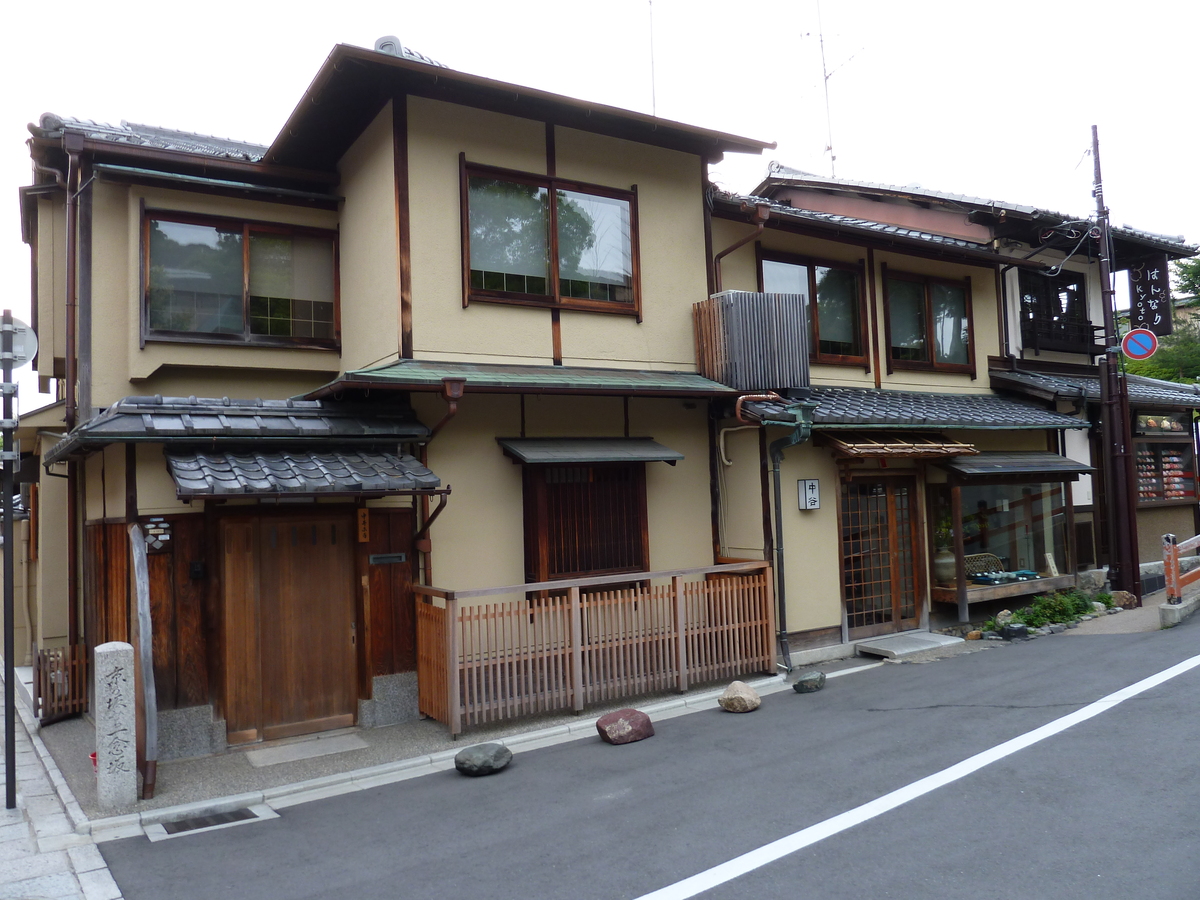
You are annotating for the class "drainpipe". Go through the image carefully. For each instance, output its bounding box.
[736,393,817,672]
[417,377,466,584]
[713,201,770,293]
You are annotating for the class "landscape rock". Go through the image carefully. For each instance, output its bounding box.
[1108,607,1122,615]
[1049,624,1066,634]
[1001,623,1028,640]
[1092,602,1108,615]
[792,671,826,693]
[1080,615,1093,621]
[985,634,1003,641]
[966,630,982,641]
[1111,590,1137,610]
[718,681,761,712]
[454,742,512,777]
[995,610,1014,627]
[1066,621,1079,628]
[1076,569,1109,596]
[596,708,654,744]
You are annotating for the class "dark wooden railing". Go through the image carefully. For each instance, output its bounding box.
[33,644,89,725]
[416,561,775,735]
[1021,314,1104,355]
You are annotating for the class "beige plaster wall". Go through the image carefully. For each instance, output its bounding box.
[410,393,714,599]
[776,439,844,633]
[717,426,766,560]
[407,98,552,366]
[712,218,1002,393]
[36,465,70,646]
[555,127,707,370]
[81,443,129,522]
[135,442,192,516]
[36,198,67,381]
[82,180,341,410]
[337,101,401,371]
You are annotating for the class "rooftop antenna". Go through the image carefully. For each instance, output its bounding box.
[649,0,657,117]
[817,0,835,177]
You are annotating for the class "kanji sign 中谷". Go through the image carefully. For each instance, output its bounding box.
[1128,254,1173,336]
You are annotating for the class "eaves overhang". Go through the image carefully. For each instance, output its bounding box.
[266,43,776,170]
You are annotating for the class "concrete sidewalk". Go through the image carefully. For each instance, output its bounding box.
[0,679,123,900]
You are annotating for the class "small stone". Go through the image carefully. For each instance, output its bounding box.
[1110,590,1137,610]
[1066,621,1079,629]
[995,610,1014,627]
[1092,602,1107,615]
[454,742,512,777]
[1081,615,1093,621]
[792,671,826,693]
[1049,624,1066,634]
[1108,607,1122,615]
[718,681,761,712]
[985,634,1003,641]
[596,708,654,744]
[966,630,982,641]
[1001,623,1028,640]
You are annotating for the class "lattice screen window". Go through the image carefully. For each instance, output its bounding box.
[523,463,648,583]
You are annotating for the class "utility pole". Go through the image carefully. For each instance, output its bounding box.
[3,310,15,809]
[1092,126,1141,601]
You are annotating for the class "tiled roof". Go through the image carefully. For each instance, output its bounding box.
[308,359,737,398]
[167,449,439,497]
[713,191,990,251]
[31,113,267,161]
[762,163,1197,255]
[739,387,1085,430]
[991,369,1200,410]
[44,395,429,466]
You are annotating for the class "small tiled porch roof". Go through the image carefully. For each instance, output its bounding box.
[43,395,430,466]
[166,449,439,498]
[991,368,1200,410]
[737,387,1086,430]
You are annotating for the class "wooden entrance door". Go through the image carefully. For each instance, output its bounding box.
[841,478,921,639]
[223,514,358,744]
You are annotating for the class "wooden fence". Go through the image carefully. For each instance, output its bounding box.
[1164,532,1200,604]
[33,644,89,725]
[416,562,774,735]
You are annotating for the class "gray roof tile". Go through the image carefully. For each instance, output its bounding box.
[44,395,430,466]
[991,369,1200,409]
[740,387,1085,430]
[166,449,440,497]
[31,113,267,161]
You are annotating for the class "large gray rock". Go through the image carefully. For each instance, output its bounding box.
[994,609,1014,627]
[793,671,827,693]
[596,708,654,744]
[454,742,512,777]
[718,681,761,712]
[1076,569,1109,596]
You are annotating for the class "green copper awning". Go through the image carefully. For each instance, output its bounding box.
[306,359,736,398]
[498,437,683,465]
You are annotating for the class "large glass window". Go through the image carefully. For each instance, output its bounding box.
[146,214,337,347]
[465,163,638,315]
[761,254,865,364]
[885,273,972,372]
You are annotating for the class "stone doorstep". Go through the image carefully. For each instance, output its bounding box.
[854,632,965,660]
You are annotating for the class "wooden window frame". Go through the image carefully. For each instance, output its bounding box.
[757,246,869,368]
[882,267,975,376]
[522,461,650,585]
[460,156,642,320]
[142,209,341,351]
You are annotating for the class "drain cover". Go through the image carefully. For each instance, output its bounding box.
[162,807,258,835]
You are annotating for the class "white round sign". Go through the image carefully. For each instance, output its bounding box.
[6,317,36,369]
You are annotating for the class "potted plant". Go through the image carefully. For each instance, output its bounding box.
[932,514,957,585]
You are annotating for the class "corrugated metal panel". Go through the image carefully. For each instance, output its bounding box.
[695,291,809,391]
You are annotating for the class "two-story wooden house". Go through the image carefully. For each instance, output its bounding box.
[16,39,780,763]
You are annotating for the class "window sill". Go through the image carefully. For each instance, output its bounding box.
[812,354,870,368]
[467,291,640,319]
[143,333,341,354]
[889,359,974,376]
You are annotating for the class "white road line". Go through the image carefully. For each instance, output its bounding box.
[635,652,1200,900]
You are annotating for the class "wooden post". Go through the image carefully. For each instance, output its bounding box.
[952,485,968,624]
[763,565,777,672]
[446,593,460,737]
[127,524,157,799]
[569,586,584,713]
[1164,534,1180,604]
[672,575,687,692]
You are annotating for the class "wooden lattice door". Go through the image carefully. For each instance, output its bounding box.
[841,478,921,639]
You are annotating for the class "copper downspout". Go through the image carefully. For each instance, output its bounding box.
[417,377,466,584]
[713,201,770,293]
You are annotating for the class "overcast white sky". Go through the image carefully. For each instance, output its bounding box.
[3,0,1197,408]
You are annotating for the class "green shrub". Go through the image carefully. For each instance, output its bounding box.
[1094,592,1114,608]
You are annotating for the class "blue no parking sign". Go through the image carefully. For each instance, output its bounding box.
[1121,328,1158,361]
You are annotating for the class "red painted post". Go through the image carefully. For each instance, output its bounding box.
[1164,534,1181,605]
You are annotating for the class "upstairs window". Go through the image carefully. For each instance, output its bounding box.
[760,251,866,365]
[885,271,973,374]
[144,213,338,348]
[462,159,640,317]
[1019,270,1096,354]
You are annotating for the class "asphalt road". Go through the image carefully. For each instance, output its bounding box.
[101,620,1200,900]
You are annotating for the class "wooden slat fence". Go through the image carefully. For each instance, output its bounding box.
[416,562,774,735]
[33,644,89,725]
